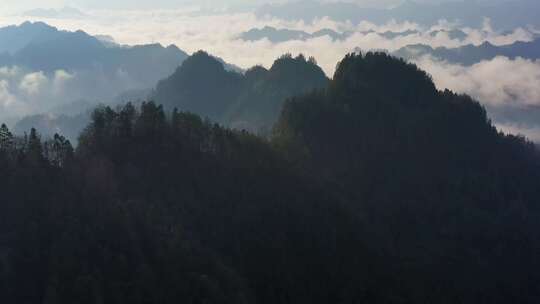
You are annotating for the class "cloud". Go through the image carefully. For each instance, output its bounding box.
[0,63,155,123]
[0,67,77,119]
[415,56,540,108]
[0,80,17,107]
[19,71,48,95]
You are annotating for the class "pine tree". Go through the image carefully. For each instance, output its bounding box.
[26,128,44,165]
[0,124,13,150]
[44,134,74,167]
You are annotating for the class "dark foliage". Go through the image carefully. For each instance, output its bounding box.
[1,52,539,303]
[273,52,540,303]
[0,102,382,303]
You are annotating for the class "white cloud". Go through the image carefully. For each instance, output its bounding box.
[0,64,149,122]
[0,67,77,120]
[52,69,74,94]
[415,56,540,108]
[411,55,540,141]
[19,71,48,95]
[0,80,17,107]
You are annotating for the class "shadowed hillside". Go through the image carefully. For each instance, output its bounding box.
[273,52,540,302]
[0,52,539,303]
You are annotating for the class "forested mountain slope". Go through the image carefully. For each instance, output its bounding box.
[273,52,540,302]
[1,52,539,303]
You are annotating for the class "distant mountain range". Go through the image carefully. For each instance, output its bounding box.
[394,38,540,65]
[0,21,187,140]
[257,0,540,30]
[239,26,350,42]
[239,26,467,43]
[0,21,189,90]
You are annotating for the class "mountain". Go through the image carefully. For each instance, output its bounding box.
[239,26,349,42]
[257,0,540,30]
[0,22,190,130]
[272,52,540,302]
[0,21,65,55]
[152,51,245,122]
[0,22,188,89]
[14,52,325,141]
[239,26,465,44]
[1,52,539,303]
[152,51,328,133]
[394,38,540,65]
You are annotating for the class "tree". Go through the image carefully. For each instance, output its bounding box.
[0,123,13,150]
[25,128,45,165]
[44,134,74,167]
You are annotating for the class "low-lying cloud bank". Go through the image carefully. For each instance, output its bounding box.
[416,56,540,108]
[0,65,145,122]
[0,66,74,118]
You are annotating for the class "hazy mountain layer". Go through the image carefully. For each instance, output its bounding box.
[394,38,540,65]
[0,22,188,90]
[239,26,467,43]
[152,51,329,133]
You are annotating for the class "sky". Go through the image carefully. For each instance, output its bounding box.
[0,0,480,13]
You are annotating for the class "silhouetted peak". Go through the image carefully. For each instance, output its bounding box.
[131,43,167,51]
[271,53,307,68]
[166,44,181,51]
[184,50,224,68]
[245,65,269,80]
[313,28,339,36]
[331,52,437,106]
[269,53,325,77]
[479,41,495,48]
[19,21,57,31]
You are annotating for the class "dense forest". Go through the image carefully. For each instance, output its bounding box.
[1,52,539,303]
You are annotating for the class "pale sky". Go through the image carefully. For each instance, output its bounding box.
[0,0,475,13]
